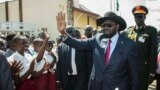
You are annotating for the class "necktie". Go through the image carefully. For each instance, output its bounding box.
[68,47,73,74]
[105,39,111,64]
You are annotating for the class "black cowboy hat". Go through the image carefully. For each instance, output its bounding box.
[96,11,127,31]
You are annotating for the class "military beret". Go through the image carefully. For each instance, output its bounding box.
[132,5,148,15]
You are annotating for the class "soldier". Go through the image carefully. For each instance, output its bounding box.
[123,5,158,90]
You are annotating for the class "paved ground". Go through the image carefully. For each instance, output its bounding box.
[148,80,156,90]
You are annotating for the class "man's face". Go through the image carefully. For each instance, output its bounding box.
[73,31,81,39]
[100,20,119,38]
[33,41,43,52]
[16,38,28,52]
[0,42,6,51]
[84,28,93,38]
[134,13,146,26]
[46,43,53,52]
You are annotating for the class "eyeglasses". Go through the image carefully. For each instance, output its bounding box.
[101,23,116,28]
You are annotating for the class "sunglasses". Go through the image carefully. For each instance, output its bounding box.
[134,15,144,19]
[101,23,116,28]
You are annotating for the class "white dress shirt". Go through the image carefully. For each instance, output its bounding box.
[101,33,119,61]
[68,48,77,75]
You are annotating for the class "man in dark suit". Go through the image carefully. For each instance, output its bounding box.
[0,50,13,90]
[123,5,157,90]
[56,27,88,90]
[56,11,140,90]
[83,25,94,82]
[84,25,94,38]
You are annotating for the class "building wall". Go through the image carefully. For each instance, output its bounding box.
[73,10,97,32]
[9,1,19,22]
[74,11,87,28]
[0,3,6,22]
[0,0,68,40]
[89,17,97,29]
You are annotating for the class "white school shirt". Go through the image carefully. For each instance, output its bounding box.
[34,51,54,74]
[7,51,34,78]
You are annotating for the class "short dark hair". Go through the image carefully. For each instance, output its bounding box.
[6,33,16,42]
[32,38,43,44]
[12,35,27,44]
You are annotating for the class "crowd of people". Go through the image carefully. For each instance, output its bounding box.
[0,5,160,90]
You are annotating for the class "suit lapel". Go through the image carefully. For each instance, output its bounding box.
[96,34,125,68]
[106,36,125,67]
[96,33,106,67]
[99,45,106,67]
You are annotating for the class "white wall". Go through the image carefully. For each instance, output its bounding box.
[0,3,6,22]
[23,0,67,40]
[0,0,68,40]
[145,0,160,30]
[118,0,145,28]
[73,0,79,8]
[9,0,19,22]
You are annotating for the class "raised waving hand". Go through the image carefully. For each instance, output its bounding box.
[56,11,67,36]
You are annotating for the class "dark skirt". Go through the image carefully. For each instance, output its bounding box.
[34,72,56,90]
[17,79,35,90]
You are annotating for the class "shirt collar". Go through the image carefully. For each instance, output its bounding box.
[135,24,145,29]
[101,33,119,44]
[110,33,119,43]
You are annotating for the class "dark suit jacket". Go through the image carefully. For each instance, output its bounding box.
[56,43,88,90]
[63,33,140,90]
[0,50,13,90]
